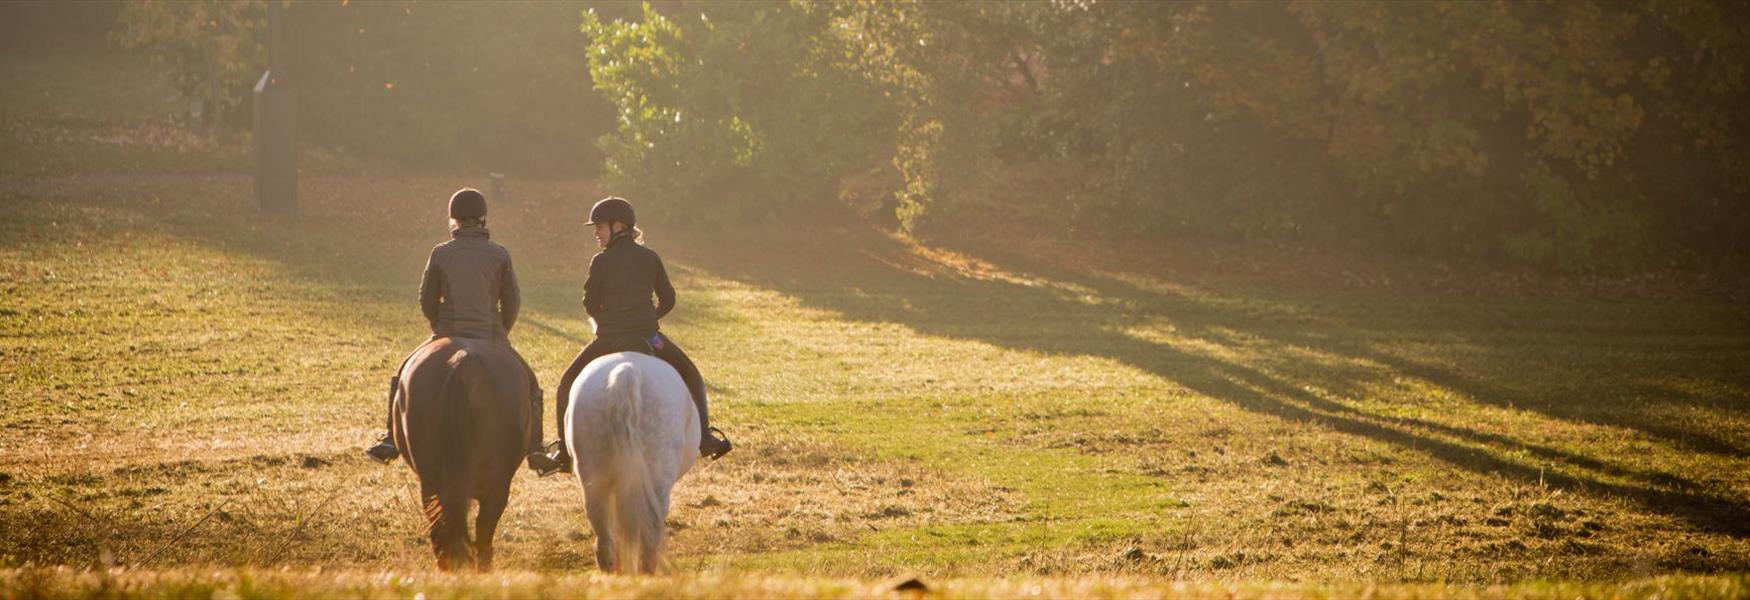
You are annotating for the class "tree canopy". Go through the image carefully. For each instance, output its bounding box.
[116,0,1750,271]
[584,0,1750,271]
[116,0,613,177]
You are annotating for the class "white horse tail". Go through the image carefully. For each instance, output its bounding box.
[602,361,665,574]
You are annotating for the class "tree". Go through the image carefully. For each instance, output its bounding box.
[114,0,265,131]
[115,0,614,177]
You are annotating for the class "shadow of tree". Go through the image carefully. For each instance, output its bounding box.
[964,238,1750,459]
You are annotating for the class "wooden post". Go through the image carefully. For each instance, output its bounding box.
[254,0,297,214]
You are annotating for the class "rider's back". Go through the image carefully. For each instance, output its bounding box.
[584,237,673,338]
[421,227,520,340]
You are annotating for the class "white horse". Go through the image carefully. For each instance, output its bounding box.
[565,351,700,574]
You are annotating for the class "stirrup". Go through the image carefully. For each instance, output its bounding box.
[529,453,565,478]
[365,441,398,465]
[537,440,571,477]
[702,427,733,461]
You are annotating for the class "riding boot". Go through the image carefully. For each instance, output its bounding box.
[365,375,400,464]
[543,436,573,475]
[548,363,580,473]
[695,390,733,460]
[525,385,564,476]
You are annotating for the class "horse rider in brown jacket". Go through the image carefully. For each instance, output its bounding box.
[366,188,565,475]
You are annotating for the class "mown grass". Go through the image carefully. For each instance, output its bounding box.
[1,569,1747,600]
[3,41,1750,597]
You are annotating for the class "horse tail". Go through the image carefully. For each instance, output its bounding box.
[424,349,480,567]
[602,361,665,573]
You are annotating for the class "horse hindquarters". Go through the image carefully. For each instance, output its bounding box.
[399,337,531,573]
[600,362,668,574]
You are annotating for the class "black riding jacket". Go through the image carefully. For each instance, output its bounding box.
[583,232,675,337]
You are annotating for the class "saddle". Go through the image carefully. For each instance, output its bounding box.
[545,332,732,463]
[598,334,658,356]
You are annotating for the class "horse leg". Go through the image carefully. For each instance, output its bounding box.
[639,483,677,574]
[422,492,457,571]
[473,490,508,573]
[426,489,475,571]
[584,481,616,573]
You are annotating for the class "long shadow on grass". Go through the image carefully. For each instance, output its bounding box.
[664,228,1750,539]
[967,241,1750,460]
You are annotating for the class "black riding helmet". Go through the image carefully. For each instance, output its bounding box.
[449,188,487,220]
[586,197,635,227]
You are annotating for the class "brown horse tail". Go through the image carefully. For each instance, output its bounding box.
[425,348,482,565]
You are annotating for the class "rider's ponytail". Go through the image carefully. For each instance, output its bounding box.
[611,224,644,245]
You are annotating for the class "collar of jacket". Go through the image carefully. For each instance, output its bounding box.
[451,225,491,240]
[606,230,637,248]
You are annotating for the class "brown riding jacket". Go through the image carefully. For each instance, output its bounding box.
[419,226,520,339]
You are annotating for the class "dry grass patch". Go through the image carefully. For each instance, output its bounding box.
[3,568,1747,599]
[667,432,1019,562]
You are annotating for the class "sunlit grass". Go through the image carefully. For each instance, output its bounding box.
[2,568,1746,600]
[5,170,1746,582]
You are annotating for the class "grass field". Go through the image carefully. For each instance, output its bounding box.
[2,569,1747,600]
[3,43,1749,598]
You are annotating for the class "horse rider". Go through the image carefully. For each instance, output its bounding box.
[542,197,732,476]
[366,188,565,475]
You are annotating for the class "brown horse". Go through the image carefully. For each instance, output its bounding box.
[391,336,533,571]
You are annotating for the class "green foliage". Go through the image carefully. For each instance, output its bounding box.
[583,0,1750,272]
[1504,165,1647,273]
[582,2,893,224]
[113,0,265,129]
[891,118,941,233]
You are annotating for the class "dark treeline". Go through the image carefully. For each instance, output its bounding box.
[116,1,1750,272]
[113,0,621,177]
